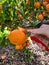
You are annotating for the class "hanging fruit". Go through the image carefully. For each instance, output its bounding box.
[43,0,49,2]
[46,4,49,11]
[43,1,48,7]
[26,0,30,5]
[42,11,47,16]
[34,2,41,8]
[37,14,44,20]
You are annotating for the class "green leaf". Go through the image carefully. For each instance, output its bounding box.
[0,31,3,38]
[30,0,34,9]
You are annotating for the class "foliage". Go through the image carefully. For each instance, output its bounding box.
[0,0,49,62]
[0,0,48,27]
[0,0,49,47]
[0,26,10,46]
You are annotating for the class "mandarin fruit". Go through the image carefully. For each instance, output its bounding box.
[43,0,49,2]
[37,14,44,20]
[46,4,49,11]
[34,2,41,8]
[8,29,27,45]
[22,43,26,47]
[42,11,47,16]
[43,1,48,7]
[26,0,30,5]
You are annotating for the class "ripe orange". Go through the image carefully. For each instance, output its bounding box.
[42,11,47,16]
[34,2,41,8]
[43,0,49,2]
[22,43,26,47]
[37,14,44,20]
[46,4,49,11]
[43,1,48,7]
[8,29,27,45]
[26,0,30,5]
[15,45,23,50]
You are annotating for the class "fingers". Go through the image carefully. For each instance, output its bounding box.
[27,28,44,35]
[40,24,49,28]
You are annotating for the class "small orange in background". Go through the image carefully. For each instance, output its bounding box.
[34,2,41,8]
[26,0,30,5]
[46,4,49,11]
[37,14,44,20]
[43,0,49,2]
[43,1,48,7]
[42,11,47,16]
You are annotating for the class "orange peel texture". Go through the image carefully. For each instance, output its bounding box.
[8,28,28,50]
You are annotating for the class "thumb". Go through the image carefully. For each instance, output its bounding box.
[27,28,44,35]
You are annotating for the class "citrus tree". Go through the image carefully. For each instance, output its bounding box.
[0,0,49,47]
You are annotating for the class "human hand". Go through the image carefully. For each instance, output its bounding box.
[27,24,49,38]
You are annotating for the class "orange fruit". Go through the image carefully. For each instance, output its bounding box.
[22,43,26,47]
[43,0,49,2]
[42,11,47,16]
[37,14,44,20]
[46,4,49,11]
[26,0,30,5]
[15,45,23,50]
[43,1,48,7]
[8,29,27,45]
[34,2,41,8]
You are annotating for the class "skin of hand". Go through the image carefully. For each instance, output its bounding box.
[27,24,49,38]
